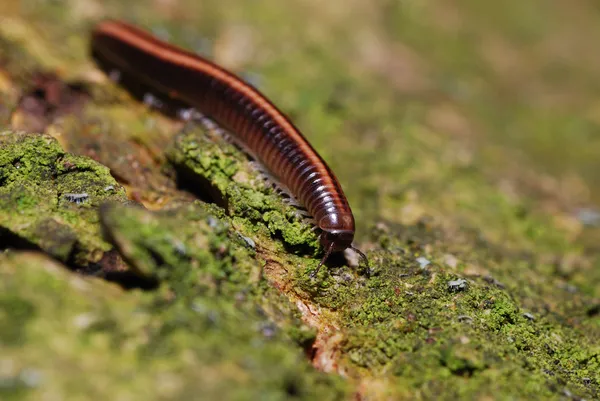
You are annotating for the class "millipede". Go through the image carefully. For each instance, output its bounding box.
[90,20,368,276]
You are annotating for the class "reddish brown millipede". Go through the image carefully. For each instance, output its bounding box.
[90,20,368,275]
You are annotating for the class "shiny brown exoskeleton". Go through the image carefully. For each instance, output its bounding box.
[90,20,368,276]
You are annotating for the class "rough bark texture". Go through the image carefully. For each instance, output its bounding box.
[1,1,599,400]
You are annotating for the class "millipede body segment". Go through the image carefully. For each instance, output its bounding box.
[90,20,367,273]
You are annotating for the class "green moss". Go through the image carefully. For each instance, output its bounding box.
[0,251,347,401]
[0,131,128,266]
[0,295,36,346]
[166,127,320,256]
[285,225,598,399]
[99,201,233,280]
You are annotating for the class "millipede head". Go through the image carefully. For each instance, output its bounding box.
[319,229,354,252]
[317,213,355,251]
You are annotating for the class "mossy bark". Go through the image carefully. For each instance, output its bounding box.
[1,2,599,400]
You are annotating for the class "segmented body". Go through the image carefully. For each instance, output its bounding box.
[91,20,363,269]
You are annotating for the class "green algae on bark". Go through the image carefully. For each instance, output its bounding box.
[92,199,349,399]
[302,225,600,400]
[0,130,128,266]
[3,126,595,399]
[99,200,240,281]
[166,126,322,264]
[0,250,348,401]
